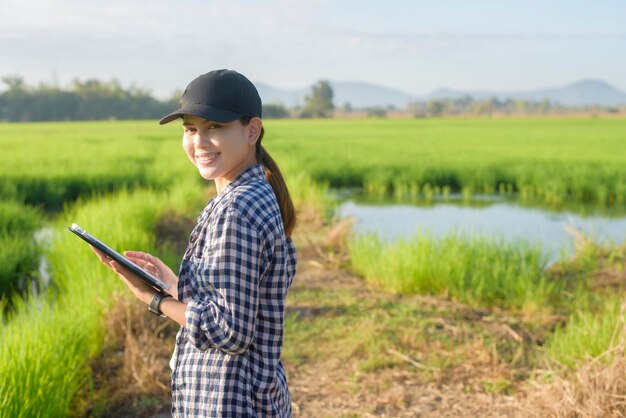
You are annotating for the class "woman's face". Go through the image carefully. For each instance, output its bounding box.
[181,114,260,184]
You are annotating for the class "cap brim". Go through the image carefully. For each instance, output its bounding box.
[159,103,244,125]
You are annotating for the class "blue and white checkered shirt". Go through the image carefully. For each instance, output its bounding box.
[170,162,297,417]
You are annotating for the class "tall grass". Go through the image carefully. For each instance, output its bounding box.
[285,170,333,221]
[0,180,202,417]
[2,118,625,209]
[348,231,557,312]
[0,234,40,298]
[0,296,98,417]
[0,201,42,233]
[0,202,42,298]
[0,121,194,210]
[267,118,626,206]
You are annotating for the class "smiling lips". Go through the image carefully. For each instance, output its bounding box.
[195,152,220,164]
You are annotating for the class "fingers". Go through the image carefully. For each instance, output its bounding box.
[124,251,154,262]
[127,256,156,272]
[125,251,168,270]
[109,261,133,283]
[110,260,130,275]
[89,245,103,259]
[145,262,158,274]
[98,250,159,270]
[110,261,139,284]
[109,260,121,273]
[141,261,159,275]
[110,261,149,290]
[92,250,156,304]
[90,245,112,265]
[127,256,147,267]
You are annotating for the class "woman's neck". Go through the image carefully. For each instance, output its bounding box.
[214,157,257,195]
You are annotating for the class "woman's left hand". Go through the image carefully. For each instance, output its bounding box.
[90,245,157,305]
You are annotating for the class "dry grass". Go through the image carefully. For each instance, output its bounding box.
[85,295,178,417]
[522,300,626,418]
[153,210,197,257]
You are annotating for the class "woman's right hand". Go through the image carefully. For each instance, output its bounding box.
[124,251,179,299]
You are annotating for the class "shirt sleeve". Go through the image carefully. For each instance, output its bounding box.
[184,206,263,354]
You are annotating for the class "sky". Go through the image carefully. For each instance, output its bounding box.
[1,0,625,99]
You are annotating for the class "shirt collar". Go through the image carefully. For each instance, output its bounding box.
[222,162,266,193]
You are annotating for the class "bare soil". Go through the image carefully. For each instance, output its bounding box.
[285,251,526,417]
[83,211,626,417]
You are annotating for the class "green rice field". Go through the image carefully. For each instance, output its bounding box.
[1,117,625,416]
[2,118,626,210]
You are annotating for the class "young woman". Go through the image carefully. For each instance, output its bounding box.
[91,69,297,417]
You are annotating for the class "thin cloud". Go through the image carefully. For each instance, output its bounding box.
[1,0,624,96]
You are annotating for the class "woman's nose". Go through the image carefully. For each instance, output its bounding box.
[193,132,209,147]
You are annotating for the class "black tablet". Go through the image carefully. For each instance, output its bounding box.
[67,223,170,291]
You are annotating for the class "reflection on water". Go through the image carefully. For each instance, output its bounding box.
[335,193,626,262]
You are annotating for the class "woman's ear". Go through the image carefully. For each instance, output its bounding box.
[246,117,263,145]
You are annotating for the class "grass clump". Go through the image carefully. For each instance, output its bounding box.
[348,232,556,313]
[546,297,625,368]
[544,237,626,368]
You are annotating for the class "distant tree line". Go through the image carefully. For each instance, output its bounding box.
[0,76,177,122]
[1,75,621,122]
[249,86,624,119]
[334,96,623,118]
[407,96,570,117]
[0,75,338,122]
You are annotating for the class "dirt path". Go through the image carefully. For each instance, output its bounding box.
[88,215,543,417]
[286,243,527,417]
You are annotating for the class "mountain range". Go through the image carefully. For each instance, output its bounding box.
[255,79,626,109]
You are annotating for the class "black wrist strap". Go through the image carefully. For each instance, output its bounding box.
[149,290,172,317]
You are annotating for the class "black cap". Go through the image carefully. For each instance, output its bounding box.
[159,69,262,125]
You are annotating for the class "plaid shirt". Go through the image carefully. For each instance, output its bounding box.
[170,163,297,417]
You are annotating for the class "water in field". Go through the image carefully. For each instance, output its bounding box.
[335,192,626,263]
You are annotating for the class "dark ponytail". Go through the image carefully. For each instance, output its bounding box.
[240,116,296,238]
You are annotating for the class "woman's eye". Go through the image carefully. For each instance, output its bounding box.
[184,124,222,134]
